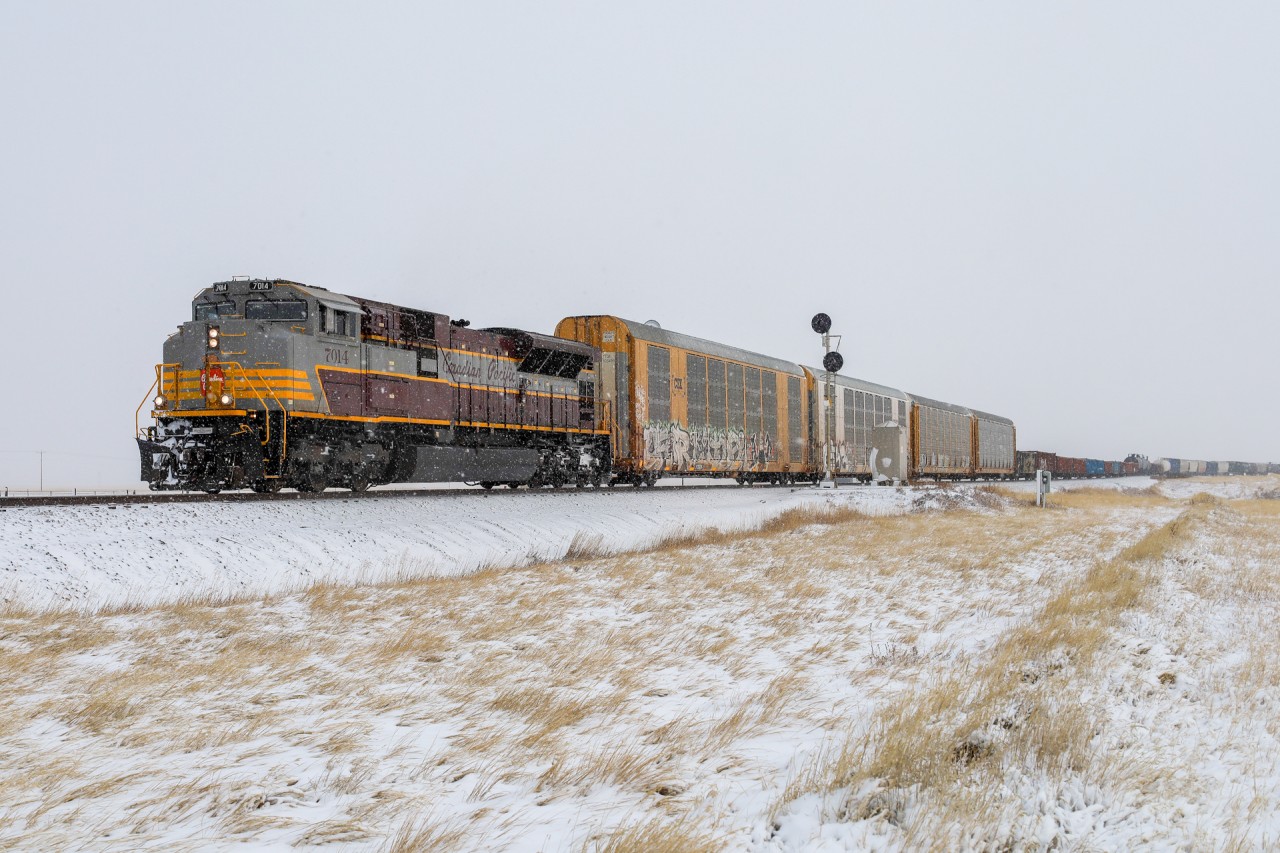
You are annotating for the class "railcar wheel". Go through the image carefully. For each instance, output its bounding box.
[480,482,496,490]
[297,465,329,494]
[204,488,221,495]
[506,482,522,489]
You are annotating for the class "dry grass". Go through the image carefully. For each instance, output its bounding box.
[800,500,1195,808]
[772,489,1276,848]
[1,488,1205,850]
[583,813,723,853]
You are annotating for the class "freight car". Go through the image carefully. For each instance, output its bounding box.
[553,316,1017,484]
[803,372,910,483]
[137,279,609,492]
[903,397,1015,481]
[553,315,814,485]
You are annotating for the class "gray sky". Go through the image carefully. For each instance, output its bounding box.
[2,2,1277,488]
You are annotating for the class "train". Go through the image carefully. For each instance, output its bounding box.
[135,278,1270,493]
[1013,451,1279,480]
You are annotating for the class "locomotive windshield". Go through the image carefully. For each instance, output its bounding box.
[193,301,237,321]
[245,299,308,321]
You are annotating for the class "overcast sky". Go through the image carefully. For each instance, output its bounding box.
[1,2,1276,488]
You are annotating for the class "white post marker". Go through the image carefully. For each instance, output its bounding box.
[1036,469,1052,507]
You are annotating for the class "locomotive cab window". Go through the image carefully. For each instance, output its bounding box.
[193,301,237,321]
[245,299,308,322]
[321,307,356,337]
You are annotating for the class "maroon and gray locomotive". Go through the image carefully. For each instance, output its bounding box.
[138,278,610,493]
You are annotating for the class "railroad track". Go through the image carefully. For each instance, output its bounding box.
[0,481,801,509]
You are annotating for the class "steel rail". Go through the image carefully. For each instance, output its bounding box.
[0,481,817,509]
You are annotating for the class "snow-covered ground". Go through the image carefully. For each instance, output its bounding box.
[2,477,1278,850]
[1,482,967,613]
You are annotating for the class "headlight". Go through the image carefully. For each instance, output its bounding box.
[208,337,219,348]
[154,394,168,409]
[219,393,233,406]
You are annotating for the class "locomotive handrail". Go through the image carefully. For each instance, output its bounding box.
[136,362,181,439]
[135,375,158,440]
[211,360,289,480]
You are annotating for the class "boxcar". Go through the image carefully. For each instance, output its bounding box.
[554,316,812,484]
[1056,456,1087,478]
[1085,459,1106,477]
[1017,450,1057,478]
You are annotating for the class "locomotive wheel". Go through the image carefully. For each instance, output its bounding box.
[506,482,521,489]
[480,482,495,490]
[251,479,283,494]
[204,487,222,495]
[348,475,371,493]
[297,465,329,493]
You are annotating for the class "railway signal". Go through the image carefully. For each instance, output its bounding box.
[812,313,842,488]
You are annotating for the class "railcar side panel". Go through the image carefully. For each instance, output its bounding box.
[555,316,810,482]
[972,410,1015,477]
[909,395,974,478]
[808,372,910,480]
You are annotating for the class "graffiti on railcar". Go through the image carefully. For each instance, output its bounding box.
[828,440,853,472]
[643,421,777,471]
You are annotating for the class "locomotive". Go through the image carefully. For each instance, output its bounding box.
[137,278,609,493]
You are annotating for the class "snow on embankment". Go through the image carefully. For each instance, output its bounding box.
[0,483,992,613]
